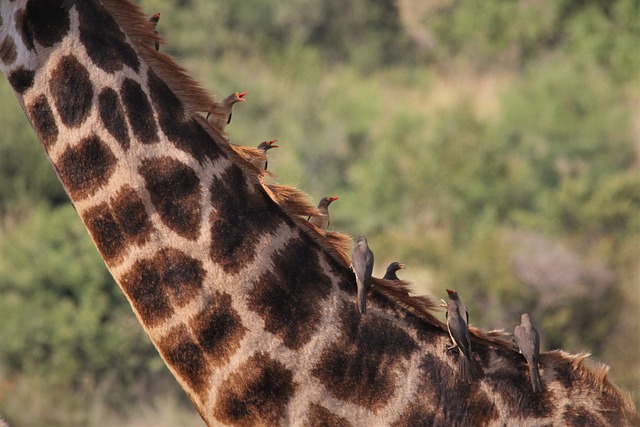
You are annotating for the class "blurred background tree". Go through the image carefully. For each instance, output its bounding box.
[0,0,638,424]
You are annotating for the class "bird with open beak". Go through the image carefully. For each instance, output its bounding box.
[383,262,405,280]
[446,288,469,325]
[308,196,339,230]
[252,140,278,170]
[207,91,247,131]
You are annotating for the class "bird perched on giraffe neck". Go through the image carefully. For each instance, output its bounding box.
[446,288,469,325]
[251,140,278,170]
[383,262,405,280]
[441,298,483,382]
[514,313,542,393]
[149,12,160,51]
[207,91,247,132]
[308,196,338,230]
[352,236,374,315]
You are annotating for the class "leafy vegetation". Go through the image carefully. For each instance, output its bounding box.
[0,0,638,423]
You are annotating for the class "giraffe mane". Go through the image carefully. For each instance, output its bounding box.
[96,2,637,412]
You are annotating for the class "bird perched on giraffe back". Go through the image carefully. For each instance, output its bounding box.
[441,298,483,383]
[149,12,161,51]
[514,313,542,393]
[383,262,405,280]
[207,91,247,132]
[351,236,374,315]
[446,288,469,325]
[251,140,278,170]
[308,196,338,230]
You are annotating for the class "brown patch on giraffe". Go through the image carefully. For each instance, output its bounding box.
[482,346,555,418]
[390,402,436,427]
[98,87,130,150]
[76,0,140,73]
[49,55,93,128]
[23,0,70,48]
[120,78,158,145]
[303,403,352,427]
[147,70,225,162]
[404,312,442,346]
[56,134,116,201]
[247,236,332,350]
[192,291,247,367]
[598,385,638,425]
[157,324,210,394]
[82,202,127,265]
[0,36,17,65]
[312,301,418,412]
[109,186,153,247]
[213,352,296,426]
[27,94,58,149]
[209,163,286,273]
[7,67,34,94]
[14,9,34,51]
[412,352,498,425]
[139,157,202,239]
[120,248,205,327]
[563,405,605,427]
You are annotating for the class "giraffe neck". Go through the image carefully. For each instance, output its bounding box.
[1,1,637,425]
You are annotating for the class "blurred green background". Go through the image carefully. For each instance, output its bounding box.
[1,0,638,424]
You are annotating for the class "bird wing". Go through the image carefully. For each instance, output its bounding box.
[352,247,374,286]
[514,325,535,359]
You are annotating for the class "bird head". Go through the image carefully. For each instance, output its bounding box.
[257,140,279,151]
[225,91,247,105]
[150,12,160,24]
[318,196,339,208]
[387,262,405,273]
[446,289,459,300]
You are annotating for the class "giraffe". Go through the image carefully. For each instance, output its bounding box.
[0,1,637,426]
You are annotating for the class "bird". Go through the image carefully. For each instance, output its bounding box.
[308,196,338,230]
[352,236,374,315]
[149,13,160,51]
[252,140,278,170]
[446,288,469,325]
[441,298,483,382]
[207,92,247,131]
[514,313,542,393]
[383,262,405,280]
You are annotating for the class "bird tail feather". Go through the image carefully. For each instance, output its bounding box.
[529,362,542,393]
[357,284,367,315]
[459,355,484,383]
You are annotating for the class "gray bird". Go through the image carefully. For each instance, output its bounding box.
[514,313,542,393]
[149,13,160,51]
[383,262,405,280]
[446,288,468,325]
[441,298,483,382]
[207,91,247,131]
[352,236,374,315]
[308,196,338,230]
[252,140,278,170]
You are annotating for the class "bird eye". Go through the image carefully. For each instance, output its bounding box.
[234,92,239,97]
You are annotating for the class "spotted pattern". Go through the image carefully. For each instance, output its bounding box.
[14,9,34,51]
[411,353,498,425]
[598,387,638,425]
[49,55,93,128]
[404,312,442,346]
[27,95,58,149]
[0,36,17,65]
[109,186,154,247]
[147,70,225,162]
[76,0,139,73]
[98,87,130,150]
[390,403,435,427]
[139,156,202,240]
[120,248,205,328]
[158,325,210,394]
[312,301,418,412]
[82,202,127,265]
[303,404,352,427]
[23,0,70,48]
[209,163,286,273]
[56,134,116,201]
[7,67,34,94]
[192,291,247,367]
[213,352,296,426]
[563,405,605,427]
[247,236,332,350]
[120,78,158,145]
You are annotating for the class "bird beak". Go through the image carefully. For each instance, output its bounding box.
[330,196,339,202]
[398,263,405,269]
[440,299,448,308]
[269,140,279,148]
[237,92,247,101]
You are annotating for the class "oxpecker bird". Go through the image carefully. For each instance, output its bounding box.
[441,298,483,382]
[446,288,469,325]
[308,196,338,230]
[514,313,542,393]
[149,13,160,51]
[352,236,374,315]
[383,262,405,280]
[207,92,247,131]
[253,140,278,170]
